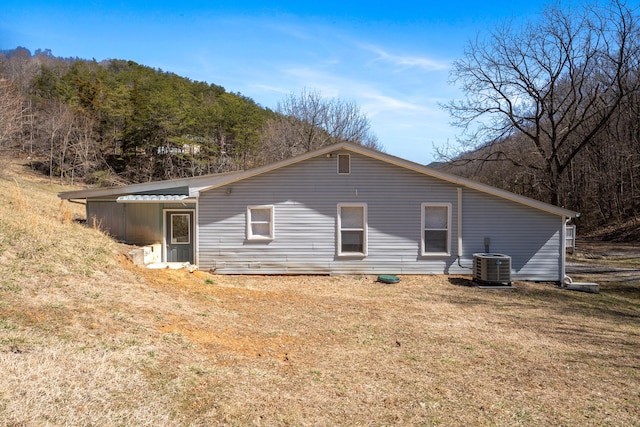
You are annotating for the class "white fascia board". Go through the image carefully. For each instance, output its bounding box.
[343,144,580,219]
[195,141,579,218]
[195,144,341,195]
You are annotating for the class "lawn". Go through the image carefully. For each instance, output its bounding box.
[0,161,638,426]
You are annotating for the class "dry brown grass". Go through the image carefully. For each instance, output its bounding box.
[0,160,639,426]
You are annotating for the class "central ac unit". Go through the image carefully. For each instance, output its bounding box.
[473,253,512,285]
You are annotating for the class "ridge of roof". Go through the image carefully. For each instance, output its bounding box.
[347,144,580,218]
[58,141,579,218]
[196,142,579,218]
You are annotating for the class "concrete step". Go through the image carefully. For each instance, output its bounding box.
[564,282,599,293]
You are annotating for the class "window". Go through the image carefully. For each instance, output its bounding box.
[337,154,350,174]
[337,203,367,256]
[170,214,191,244]
[247,205,274,241]
[421,203,450,255]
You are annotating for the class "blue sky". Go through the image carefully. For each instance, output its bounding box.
[2,0,552,164]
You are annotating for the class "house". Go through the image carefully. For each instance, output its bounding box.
[59,142,579,282]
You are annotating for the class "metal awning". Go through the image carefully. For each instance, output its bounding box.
[116,195,193,203]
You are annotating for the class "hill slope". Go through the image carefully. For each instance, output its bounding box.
[0,158,638,426]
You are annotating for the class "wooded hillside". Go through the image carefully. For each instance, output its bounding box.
[0,47,378,186]
[2,19,639,235]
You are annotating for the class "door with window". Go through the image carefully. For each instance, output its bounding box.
[165,210,194,263]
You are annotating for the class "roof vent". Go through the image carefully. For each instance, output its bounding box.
[473,253,511,285]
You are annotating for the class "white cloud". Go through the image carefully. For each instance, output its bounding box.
[359,92,430,116]
[250,84,291,95]
[361,44,450,72]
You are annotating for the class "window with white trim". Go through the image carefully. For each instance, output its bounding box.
[247,205,274,241]
[337,154,350,174]
[337,203,367,256]
[421,203,451,255]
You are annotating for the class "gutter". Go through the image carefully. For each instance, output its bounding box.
[457,187,472,270]
[562,217,571,285]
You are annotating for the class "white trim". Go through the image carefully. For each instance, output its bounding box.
[246,205,275,241]
[194,196,200,266]
[560,217,569,282]
[337,203,368,257]
[457,187,463,257]
[421,203,452,256]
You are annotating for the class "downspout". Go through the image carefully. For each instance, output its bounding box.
[562,217,572,286]
[190,189,200,267]
[457,187,472,269]
[123,203,127,242]
[160,203,165,263]
[194,194,199,267]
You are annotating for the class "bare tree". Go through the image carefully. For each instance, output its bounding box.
[442,0,640,206]
[0,79,24,148]
[260,89,382,163]
[67,111,99,184]
[0,47,40,94]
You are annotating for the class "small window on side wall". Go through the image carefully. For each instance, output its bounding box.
[337,154,350,174]
[247,205,274,241]
[421,203,451,256]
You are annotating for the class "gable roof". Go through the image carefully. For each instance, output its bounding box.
[59,142,579,218]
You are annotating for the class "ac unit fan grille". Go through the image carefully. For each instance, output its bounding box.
[472,253,512,285]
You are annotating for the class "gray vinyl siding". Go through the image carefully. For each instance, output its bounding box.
[198,152,565,280]
[66,143,571,279]
[199,152,464,275]
[460,191,563,281]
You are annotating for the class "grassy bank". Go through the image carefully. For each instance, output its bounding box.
[0,160,638,426]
